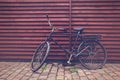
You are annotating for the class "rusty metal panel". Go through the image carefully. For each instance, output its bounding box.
[71,0,120,61]
[0,0,70,60]
[0,0,120,61]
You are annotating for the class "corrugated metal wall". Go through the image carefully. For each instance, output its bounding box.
[71,0,120,61]
[0,0,120,61]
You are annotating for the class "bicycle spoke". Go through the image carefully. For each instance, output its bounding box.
[31,42,50,72]
[78,40,107,70]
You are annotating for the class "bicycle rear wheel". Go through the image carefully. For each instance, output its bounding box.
[31,42,50,72]
[78,40,107,70]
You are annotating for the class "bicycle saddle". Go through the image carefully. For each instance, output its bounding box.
[73,27,84,32]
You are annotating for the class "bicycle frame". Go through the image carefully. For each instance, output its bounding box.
[45,15,87,56]
[45,27,81,55]
[45,15,90,64]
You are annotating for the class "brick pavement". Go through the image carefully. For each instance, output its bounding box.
[0,61,120,80]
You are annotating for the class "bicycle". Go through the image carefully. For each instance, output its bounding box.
[31,15,107,72]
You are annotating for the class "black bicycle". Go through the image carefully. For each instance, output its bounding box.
[31,15,107,72]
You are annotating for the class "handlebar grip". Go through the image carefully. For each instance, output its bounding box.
[46,14,49,19]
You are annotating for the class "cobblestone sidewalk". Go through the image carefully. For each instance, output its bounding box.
[0,61,120,80]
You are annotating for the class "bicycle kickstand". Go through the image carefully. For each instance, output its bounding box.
[67,54,73,64]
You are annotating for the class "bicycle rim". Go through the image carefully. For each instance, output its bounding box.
[31,42,50,72]
[78,40,107,70]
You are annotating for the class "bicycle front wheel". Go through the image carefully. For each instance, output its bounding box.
[31,42,50,72]
[78,40,107,70]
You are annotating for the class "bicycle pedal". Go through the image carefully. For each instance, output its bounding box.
[62,63,76,66]
[99,66,103,69]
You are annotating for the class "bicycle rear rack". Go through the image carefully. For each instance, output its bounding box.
[82,34,102,40]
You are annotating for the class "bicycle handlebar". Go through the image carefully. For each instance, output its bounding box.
[46,15,53,28]
[46,15,68,32]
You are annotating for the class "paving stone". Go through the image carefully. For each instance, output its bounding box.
[99,72,114,80]
[57,68,64,76]
[47,76,56,80]
[71,72,80,80]
[39,75,48,80]
[29,77,38,80]
[64,70,72,80]
[92,73,106,80]
[31,73,40,78]
[0,78,7,80]
[57,76,64,80]
[87,75,97,80]
[20,71,33,80]
[65,75,72,80]
[112,76,120,80]
[80,76,88,80]
[78,70,86,77]
[20,76,29,80]
[114,71,120,76]
[0,62,120,80]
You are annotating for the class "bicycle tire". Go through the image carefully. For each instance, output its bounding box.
[31,41,50,72]
[77,40,107,70]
